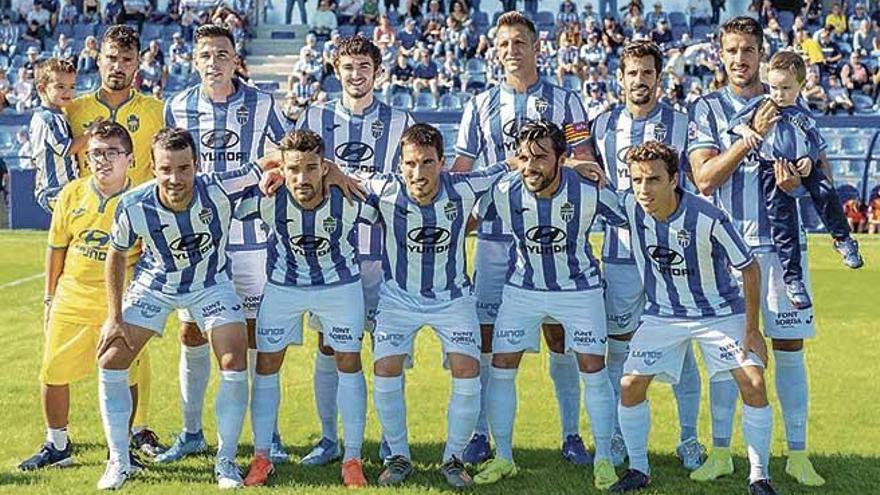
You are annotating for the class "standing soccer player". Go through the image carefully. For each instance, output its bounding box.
[295,35,414,465]
[591,41,705,470]
[609,141,776,495]
[237,130,374,488]
[688,16,824,486]
[453,11,600,466]
[95,128,279,490]
[160,24,291,464]
[17,122,149,471]
[64,24,165,456]
[474,120,624,489]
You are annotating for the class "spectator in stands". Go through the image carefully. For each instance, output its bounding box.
[579,32,605,68]
[868,196,880,234]
[458,21,480,59]
[840,51,874,97]
[322,30,341,77]
[843,198,867,233]
[123,0,151,32]
[449,0,468,24]
[685,80,703,104]
[826,74,855,114]
[0,16,19,64]
[386,52,413,96]
[556,31,583,85]
[22,20,47,52]
[53,34,76,65]
[583,83,607,119]
[424,0,444,28]
[82,0,100,22]
[27,2,51,31]
[802,70,828,112]
[58,0,79,25]
[311,0,338,38]
[688,1,712,27]
[825,2,847,37]
[439,50,462,92]
[557,0,580,31]
[23,47,41,75]
[764,17,788,50]
[644,1,667,28]
[77,36,99,74]
[853,20,875,56]
[104,0,125,24]
[602,16,625,53]
[181,7,197,41]
[169,33,192,76]
[398,17,420,56]
[412,48,439,102]
[663,46,685,78]
[286,0,307,24]
[337,0,364,30]
[293,44,324,84]
[141,39,165,67]
[16,130,32,165]
[11,67,38,112]
[624,14,649,40]
[651,18,672,45]
[373,15,396,54]
[138,49,165,94]
[849,3,870,34]
[818,28,844,72]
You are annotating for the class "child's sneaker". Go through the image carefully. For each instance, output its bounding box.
[834,237,864,269]
[785,280,812,310]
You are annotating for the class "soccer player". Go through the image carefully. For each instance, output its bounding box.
[688,16,824,486]
[453,11,602,466]
[95,128,280,490]
[236,130,373,488]
[295,35,414,465]
[591,40,705,470]
[64,24,165,455]
[18,122,149,471]
[609,141,775,495]
[160,24,291,464]
[474,120,625,489]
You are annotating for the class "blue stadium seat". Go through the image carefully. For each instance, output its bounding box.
[162,24,180,40]
[869,184,880,200]
[413,91,436,111]
[74,22,96,40]
[255,81,280,92]
[853,93,875,114]
[562,74,581,91]
[390,91,413,109]
[360,25,375,40]
[465,58,486,75]
[97,23,111,40]
[492,11,504,26]
[141,23,162,41]
[338,25,357,38]
[55,24,74,39]
[669,11,688,27]
[438,93,463,110]
[534,11,554,27]
[836,183,860,202]
[693,24,712,40]
[842,135,867,154]
[323,75,342,93]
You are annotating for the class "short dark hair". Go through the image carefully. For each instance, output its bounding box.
[278,130,325,157]
[496,11,537,42]
[91,121,133,154]
[625,141,679,178]
[400,123,444,159]
[516,119,567,160]
[333,35,383,71]
[194,24,236,48]
[768,50,807,84]
[101,25,140,52]
[151,127,197,164]
[719,16,764,52]
[619,41,664,75]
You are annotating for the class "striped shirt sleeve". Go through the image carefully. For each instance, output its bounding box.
[460,161,508,195]
[234,187,262,222]
[455,97,481,159]
[213,162,263,199]
[265,94,290,142]
[711,214,754,270]
[687,97,721,155]
[596,185,628,228]
[163,99,176,127]
[110,204,138,251]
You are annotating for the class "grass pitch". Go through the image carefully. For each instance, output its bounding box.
[0,231,877,494]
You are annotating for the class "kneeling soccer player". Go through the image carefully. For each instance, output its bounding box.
[609,141,775,495]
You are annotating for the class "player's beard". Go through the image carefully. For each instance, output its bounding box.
[293,184,317,204]
[104,71,133,91]
[628,83,654,105]
[524,167,558,194]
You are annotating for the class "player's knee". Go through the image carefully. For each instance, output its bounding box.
[449,355,480,378]
[256,351,285,375]
[217,351,247,372]
[576,353,606,373]
[542,323,565,353]
[480,325,494,354]
[180,322,207,347]
[374,356,404,377]
[491,352,521,369]
[771,338,803,352]
[335,352,362,373]
[246,319,257,349]
[738,368,768,407]
[98,344,135,371]
[317,333,335,356]
[620,374,650,406]
[609,331,634,343]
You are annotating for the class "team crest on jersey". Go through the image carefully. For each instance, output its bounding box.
[71,207,87,218]
[535,97,549,115]
[652,122,667,141]
[687,121,699,140]
[322,217,338,234]
[560,201,575,222]
[676,229,691,248]
[235,105,249,125]
[126,114,140,133]
[370,120,385,139]
[443,201,458,221]
[198,207,213,224]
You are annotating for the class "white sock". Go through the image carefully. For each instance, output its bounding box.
[247,348,258,384]
[475,353,492,435]
[216,370,248,460]
[314,351,339,443]
[580,369,615,461]
[99,368,131,466]
[773,349,808,451]
[443,377,481,461]
[180,344,211,434]
[251,372,279,455]
[606,338,629,434]
[742,404,772,483]
[548,351,581,440]
[710,379,738,448]
[373,375,409,459]
[488,366,518,461]
[47,427,68,451]
[618,400,650,475]
[337,370,366,461]
[672,344,701,442]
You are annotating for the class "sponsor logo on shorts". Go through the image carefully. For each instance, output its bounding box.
[449,331,477,347]
[258,327,285,345]
[329,326,354,342]
[375,331,405,347]
[242,295,262,312]
[630,350,663,366]
[774,311,810,328]
[608,312,633,328]
[496,328,525,346]
[201,300,227,319]
[718,341,742,361]
[476,301,499,318]
[131,298,162,319]
[572,329,599,346]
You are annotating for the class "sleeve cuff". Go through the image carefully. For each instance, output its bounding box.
[732,256,755,271]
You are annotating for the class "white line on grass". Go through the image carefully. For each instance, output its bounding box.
[0,273,44,290]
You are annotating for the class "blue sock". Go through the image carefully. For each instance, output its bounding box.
[474,353,492,435]
[180,344,211,435]
[673,344,701,442]
[742,404,772,482]
[216,370,248,460]
[444,377,481,461]
[548,351,580,440]
[774,349,808,451]
[488,366,518,461]
[709,379,738,448]
[99,368,132,465]
[373,375,409,459]
[314,351,339,443]
[606,338,629,435]
[337,370,366,461]
[251,372,279,455]
[580,369,615,461]
[618,401,650,475]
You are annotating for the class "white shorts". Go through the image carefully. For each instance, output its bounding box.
[373,282,481,363]
[256,281,365,354]
[603,262,645,335]
[179,249,267,323]
[474,238,511,325]
[122,281,245,336]
[307,259,383,334]
[731,250,816,340]
[493,284,608,356]
[624,313,764,384]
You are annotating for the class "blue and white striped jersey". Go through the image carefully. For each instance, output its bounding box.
[110,164,262,295]
[622,190,754,318]
[456,80,589,240]
[164,80,289,251]
[30,105,78,211]
[727,96,824,165]
[488,167,627,292]
[592,103,689,264]
[369,165,507,300]
[296,98,414,260]
[687,87,826,248]
[234,187,378,287]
